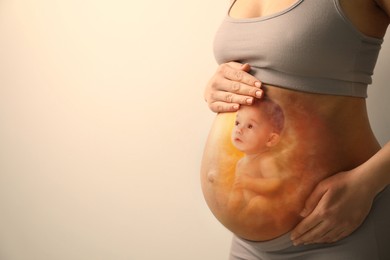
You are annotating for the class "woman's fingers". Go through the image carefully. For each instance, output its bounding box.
[211,91,255,105]
[299,181,328,217]
[219,63,262,90]
[291,171,373,246]
[208,101,240,113]
[292,217,347,245]
[204,62,263,113]
[314,228,347,244]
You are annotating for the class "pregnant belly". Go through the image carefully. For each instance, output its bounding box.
[200,87,380,241]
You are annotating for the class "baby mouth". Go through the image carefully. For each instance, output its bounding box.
[234,138,242,142]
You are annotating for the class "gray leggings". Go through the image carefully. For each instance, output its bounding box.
[229,186,390,260]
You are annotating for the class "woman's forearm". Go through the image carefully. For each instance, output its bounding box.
[357,141,390,195]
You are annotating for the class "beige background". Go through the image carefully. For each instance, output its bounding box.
[0,1,389,259]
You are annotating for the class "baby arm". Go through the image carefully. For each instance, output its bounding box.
[234,174,283,195]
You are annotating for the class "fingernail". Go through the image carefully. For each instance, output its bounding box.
[240,63,249,68]
[233,104,239,110]
[246,98,253,104]
[292,241,300,246]
[255,81,261,88]
[300,208,308,217]
[255,90,263,98]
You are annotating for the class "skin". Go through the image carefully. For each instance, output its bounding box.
[203,0,390,245]
[232,104,280,155]
[230,104,284,216]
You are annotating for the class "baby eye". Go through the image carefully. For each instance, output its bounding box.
[235,121,239,126]
[248,124,253,129]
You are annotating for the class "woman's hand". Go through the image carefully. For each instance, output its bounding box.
[204,62,263,113]
[290,169,376,245]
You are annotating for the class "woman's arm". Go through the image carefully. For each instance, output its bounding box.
[290,142,390,245]
[290,0,390,245]
[375,0,390,17]
[204,62,263,113]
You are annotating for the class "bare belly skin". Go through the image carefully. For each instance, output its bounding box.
[201,85,381,241]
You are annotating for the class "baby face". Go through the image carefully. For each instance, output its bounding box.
[231,105,277,154]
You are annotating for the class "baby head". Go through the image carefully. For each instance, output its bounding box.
[231,98,285,155]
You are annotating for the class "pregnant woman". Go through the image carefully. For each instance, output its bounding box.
[201,0,390,259]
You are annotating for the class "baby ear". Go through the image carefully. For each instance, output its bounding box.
[266,133,280,147]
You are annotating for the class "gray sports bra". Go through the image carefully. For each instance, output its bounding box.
[213,0,383,97]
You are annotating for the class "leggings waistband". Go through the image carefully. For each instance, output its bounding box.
[233,232,293,252]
